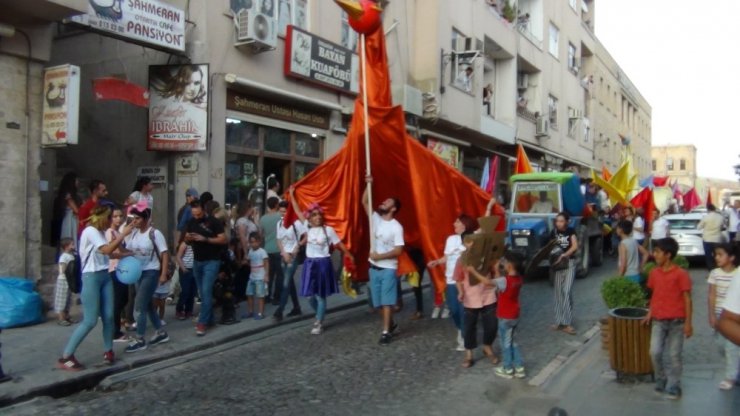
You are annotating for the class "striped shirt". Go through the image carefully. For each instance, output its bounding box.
[181,244,194,269]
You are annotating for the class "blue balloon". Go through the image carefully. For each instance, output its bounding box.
[116,256,142,284]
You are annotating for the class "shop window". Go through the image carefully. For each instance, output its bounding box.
[295,133,320,158]
[666,157,674,171]
[295,162,318,180]
[225,153,259,205]
[264,126,292,154]
[226,118,259,149]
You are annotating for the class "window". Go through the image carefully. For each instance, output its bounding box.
[569,0,577,11]
[548,94,558,129]
[666,157,674,171]
[276,0,309,37]
[340,11,359,51]
[548,23,559,57]
[567,43,577,72]
[450,30,475,94]
[567,107,576,138]
[679,159,686,170]
[651,159,657,171]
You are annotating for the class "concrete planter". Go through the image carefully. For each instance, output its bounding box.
[608,307,653,380]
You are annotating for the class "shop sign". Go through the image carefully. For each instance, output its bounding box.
[148,64,209,151]
[70,0,185,52]
[284,25,359,95]
[42,64,80,148]
[226,90,330,129]
[427,139,460,169]
[137,166,167,184]
[176,154,199,176]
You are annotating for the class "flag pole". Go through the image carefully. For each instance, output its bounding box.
[361,33,374,251]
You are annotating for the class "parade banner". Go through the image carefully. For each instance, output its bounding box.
[42,64,80,147]
[284,25,359,94]
[148,64,209,151]
[70,0,185,52]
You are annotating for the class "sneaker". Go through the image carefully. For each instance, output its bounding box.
[456,331,465,352]
[195,323,206,336]
[273,311,284,322]
[310,322,323,335]
[514,366,526,379]
[57,355,84,371]
[254,314,264,320]
[654,379,667,395]
[160,319,167,326]
[103,350,115,365]
[718,380,734,390]
[664,386,682,400]
[441,308,450,319]
[431,306,441,319]
[113,334,129,343]
[195,297,202,305]
[126,322,137,332]
[149,330,170,346]
[166,296,175,305]
[125,338,147,353]
[494,366,514,379]
[379,333,392,345]
[287,309,302,317]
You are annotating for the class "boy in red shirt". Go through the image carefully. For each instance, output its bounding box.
[494,251,525,379]
[641,237,692,400]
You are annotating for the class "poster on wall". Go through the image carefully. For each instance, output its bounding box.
[426,139,460,169]
[147,64,209,151]
[42,64,80,148]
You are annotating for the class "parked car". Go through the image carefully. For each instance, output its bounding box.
[663,212,730,258]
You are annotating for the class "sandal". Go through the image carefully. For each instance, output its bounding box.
[461,359,474,368]
[483,348,500,365]
[57,320,71,327]
[561,326,577,335]
[550,324,564,331]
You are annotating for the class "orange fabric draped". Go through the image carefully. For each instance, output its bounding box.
[284,28,505,296]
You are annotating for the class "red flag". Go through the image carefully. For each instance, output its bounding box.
[93,78,149,107]
[515,144,533,174]
[706,190,713,206]
[630,187,655,234]
[485,156,499,194]
[652,176,668,187]
[682,188,701,212]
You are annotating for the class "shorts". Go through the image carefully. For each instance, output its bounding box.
[246,279,267,298]
[153,291,169,300]
[625,274,641,285]
[369,266,398,307]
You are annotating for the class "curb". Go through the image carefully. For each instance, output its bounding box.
[528,322,601,387]
[0,284,424,408]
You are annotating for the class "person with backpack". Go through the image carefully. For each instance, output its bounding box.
[123,202,170,353]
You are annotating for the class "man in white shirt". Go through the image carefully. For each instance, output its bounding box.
[454,67,473,93]
[698,204,725,270]
[718,274,740,346]
[650,208,670,250]
[363,176,404,345]
[725,200,739,242]
[530,191,555,214]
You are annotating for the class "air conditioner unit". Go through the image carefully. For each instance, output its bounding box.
[391,84,424,117]
[517,73,529,89]
[233,7,277,52]
[453,37,482,53]
[536,117,550,137]
[568,108,583,119]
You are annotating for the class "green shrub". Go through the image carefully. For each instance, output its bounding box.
[673,255,689,270]
[601,276,647,309]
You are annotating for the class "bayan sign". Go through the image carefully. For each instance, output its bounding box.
[42,64,80,148]
[284,25,359,95]
[70,0,185,52]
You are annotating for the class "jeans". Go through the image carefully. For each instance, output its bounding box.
[277,257,301,314]
[309,295,327,322]
[111,271,129,337]
[703,241,718,270]
[193,259,220,325]
[135,270,163,338]
[267,253,284,300]
[176,268,196,314]
[498,318,524,370]
[650,319,685,389]
[463,303,497,350]
[63,271,114,356]
[445,284,464,331]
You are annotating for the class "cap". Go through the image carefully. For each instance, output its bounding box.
[186,187,199,198]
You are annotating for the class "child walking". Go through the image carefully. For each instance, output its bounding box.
[493,251,526,379]
[642,237,692,399]
[707,243,740,390]
[616,220,649,284]
[246,232,269,320]
[153,276,171,325]
[54,238,77,326]
[175,237,197,320]
[459,237,499,368]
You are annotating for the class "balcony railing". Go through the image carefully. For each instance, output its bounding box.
[517,106,537,122]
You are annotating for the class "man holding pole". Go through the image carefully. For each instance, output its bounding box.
[363,176,404,345]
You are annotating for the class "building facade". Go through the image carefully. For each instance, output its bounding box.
[651,144,697,190]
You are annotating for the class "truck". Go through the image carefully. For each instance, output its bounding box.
[507,172,604,280]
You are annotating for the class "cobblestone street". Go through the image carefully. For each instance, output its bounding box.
[9,259,721,416]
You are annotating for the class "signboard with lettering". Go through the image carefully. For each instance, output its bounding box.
[42,64,80,148]
[137,166,168,184]
[284,25,359,95]
[226,90,330,129]
[426,138,460,169]
[70,0,185,52]
[148,64,209,151]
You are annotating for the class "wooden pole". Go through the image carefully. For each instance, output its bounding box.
[361,33,374,251]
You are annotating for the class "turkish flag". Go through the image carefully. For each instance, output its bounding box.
[653,176,668,187]
[93,78,149,107]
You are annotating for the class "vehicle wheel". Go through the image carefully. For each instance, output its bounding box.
[576,226,590,279]
[590,236,604,267]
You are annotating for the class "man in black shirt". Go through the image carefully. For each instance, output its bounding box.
[185,201,228,336]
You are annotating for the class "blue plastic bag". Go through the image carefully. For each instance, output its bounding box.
[0,277,43,329]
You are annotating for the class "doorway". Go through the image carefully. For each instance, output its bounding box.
[263,157,291,198]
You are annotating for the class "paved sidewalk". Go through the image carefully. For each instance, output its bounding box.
[0,281,389,407]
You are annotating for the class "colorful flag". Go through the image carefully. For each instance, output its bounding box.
[480,157,490,191]
[514,144,533,174]
[653,176,668,187]
[630,187,655,233]
[93,77,149,107]
[485,156,499,195]
[682,188,702,212]
[610,160,632,196]
[601,165,612,181]
[639,175,654,189]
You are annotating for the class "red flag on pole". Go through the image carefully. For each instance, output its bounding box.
[682,188,701,212]
[630,187,655,234]
[485,156,499,194]
[652,176,668,187]
[514,144,533,174]
[93,78,149,107]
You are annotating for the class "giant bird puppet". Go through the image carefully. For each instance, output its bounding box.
[284,0,506,304]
